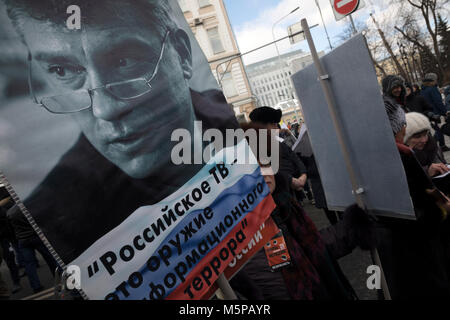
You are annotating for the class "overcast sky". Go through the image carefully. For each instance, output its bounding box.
[223,0,402,65]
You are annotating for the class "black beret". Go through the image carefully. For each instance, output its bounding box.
[249,106,282,124]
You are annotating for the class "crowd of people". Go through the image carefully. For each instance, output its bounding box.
[227,71,450,300]
[0,187,59,300]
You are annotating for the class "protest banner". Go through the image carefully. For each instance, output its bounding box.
[200,217,280,300]
[294,19,394,299]
[291,29,414,220]
[0,0,272,299]
[67,140,275,300]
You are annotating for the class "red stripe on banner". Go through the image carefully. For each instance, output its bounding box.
[200,217,280,300]
[166,194,276,300]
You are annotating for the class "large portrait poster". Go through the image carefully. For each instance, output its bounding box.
[0,0,273,299]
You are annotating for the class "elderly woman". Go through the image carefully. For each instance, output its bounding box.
[380,79,450,299]
[230,123,376,300]
[404,112,449,178]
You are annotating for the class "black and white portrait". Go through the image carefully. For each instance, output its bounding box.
[0,0,238,264]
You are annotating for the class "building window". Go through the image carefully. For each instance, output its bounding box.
[207,27,225,54]
[221,72,238,98]
[198,0,210,8]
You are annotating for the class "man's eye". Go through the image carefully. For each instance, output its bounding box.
[48,65,84,79]
[49,66,66,77]
[116,58,139,69]
[119,58,128,67]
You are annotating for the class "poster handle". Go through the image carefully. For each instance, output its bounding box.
[216,274,238,300]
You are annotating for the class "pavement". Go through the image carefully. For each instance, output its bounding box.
[0,252,57,300]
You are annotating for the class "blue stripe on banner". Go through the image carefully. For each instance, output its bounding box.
[113,167,269,300]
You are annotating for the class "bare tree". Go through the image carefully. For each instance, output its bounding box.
[370,13,408,79]
[393,0,449,81]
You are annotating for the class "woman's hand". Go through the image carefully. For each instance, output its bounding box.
[428,163,449,177]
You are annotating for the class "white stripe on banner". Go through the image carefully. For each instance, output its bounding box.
[71,140,259,299]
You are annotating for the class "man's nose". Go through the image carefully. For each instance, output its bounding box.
[88,73,134,121]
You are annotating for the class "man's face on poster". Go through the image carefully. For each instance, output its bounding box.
[23,5,195,179]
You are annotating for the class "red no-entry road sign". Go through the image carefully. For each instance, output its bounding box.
[334,0,359,15]
[330,0,364,21]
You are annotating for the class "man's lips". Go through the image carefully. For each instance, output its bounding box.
[108,130,152,154]
[102,112,186,154]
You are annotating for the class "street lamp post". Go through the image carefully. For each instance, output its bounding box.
[272,7,300,60]
[314,0,333,50]
[271,6,300,123]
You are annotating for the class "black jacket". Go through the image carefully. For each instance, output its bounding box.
[376,143,450,299]
[6,205,35,241]
[405,93,435,119]
[278,142,307,182]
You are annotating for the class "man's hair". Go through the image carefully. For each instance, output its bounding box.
[4,0,179,40]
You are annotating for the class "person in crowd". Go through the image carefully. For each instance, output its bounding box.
[291,123,300,138]
[0,193,22,294]
[404,112,450,195]
[249,106,307,193]
[381,80,450,299]
[279,127,297,149]
[445,86,450,110]
[7,205,59,294]
[404,112,448,177]
[421,73,450,151]
[231,123,377,300]
[413,83,421,94]
[382,75,408,113]
[0,247,10,300]
[294,127,341,225]
[405,83,439,122]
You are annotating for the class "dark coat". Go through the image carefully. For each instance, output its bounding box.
[421,85,447,116]
[237,172,357,300]
[375,143,450,299]
[299,154,328,209]
[405,92,434,118]
[278,142,307,182]
[445,86,450,109]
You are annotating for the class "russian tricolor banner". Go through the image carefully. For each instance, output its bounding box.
[70,140,276,300]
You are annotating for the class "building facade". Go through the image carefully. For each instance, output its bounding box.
[246,49,325,108]
[178,0,255,121]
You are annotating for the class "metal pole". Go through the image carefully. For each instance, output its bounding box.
[300,18,392,300]
[216,274,238,300]
[349,15,358,35]
[216,26,319,85]
[315,0,333,50]
[272,7,300,122]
